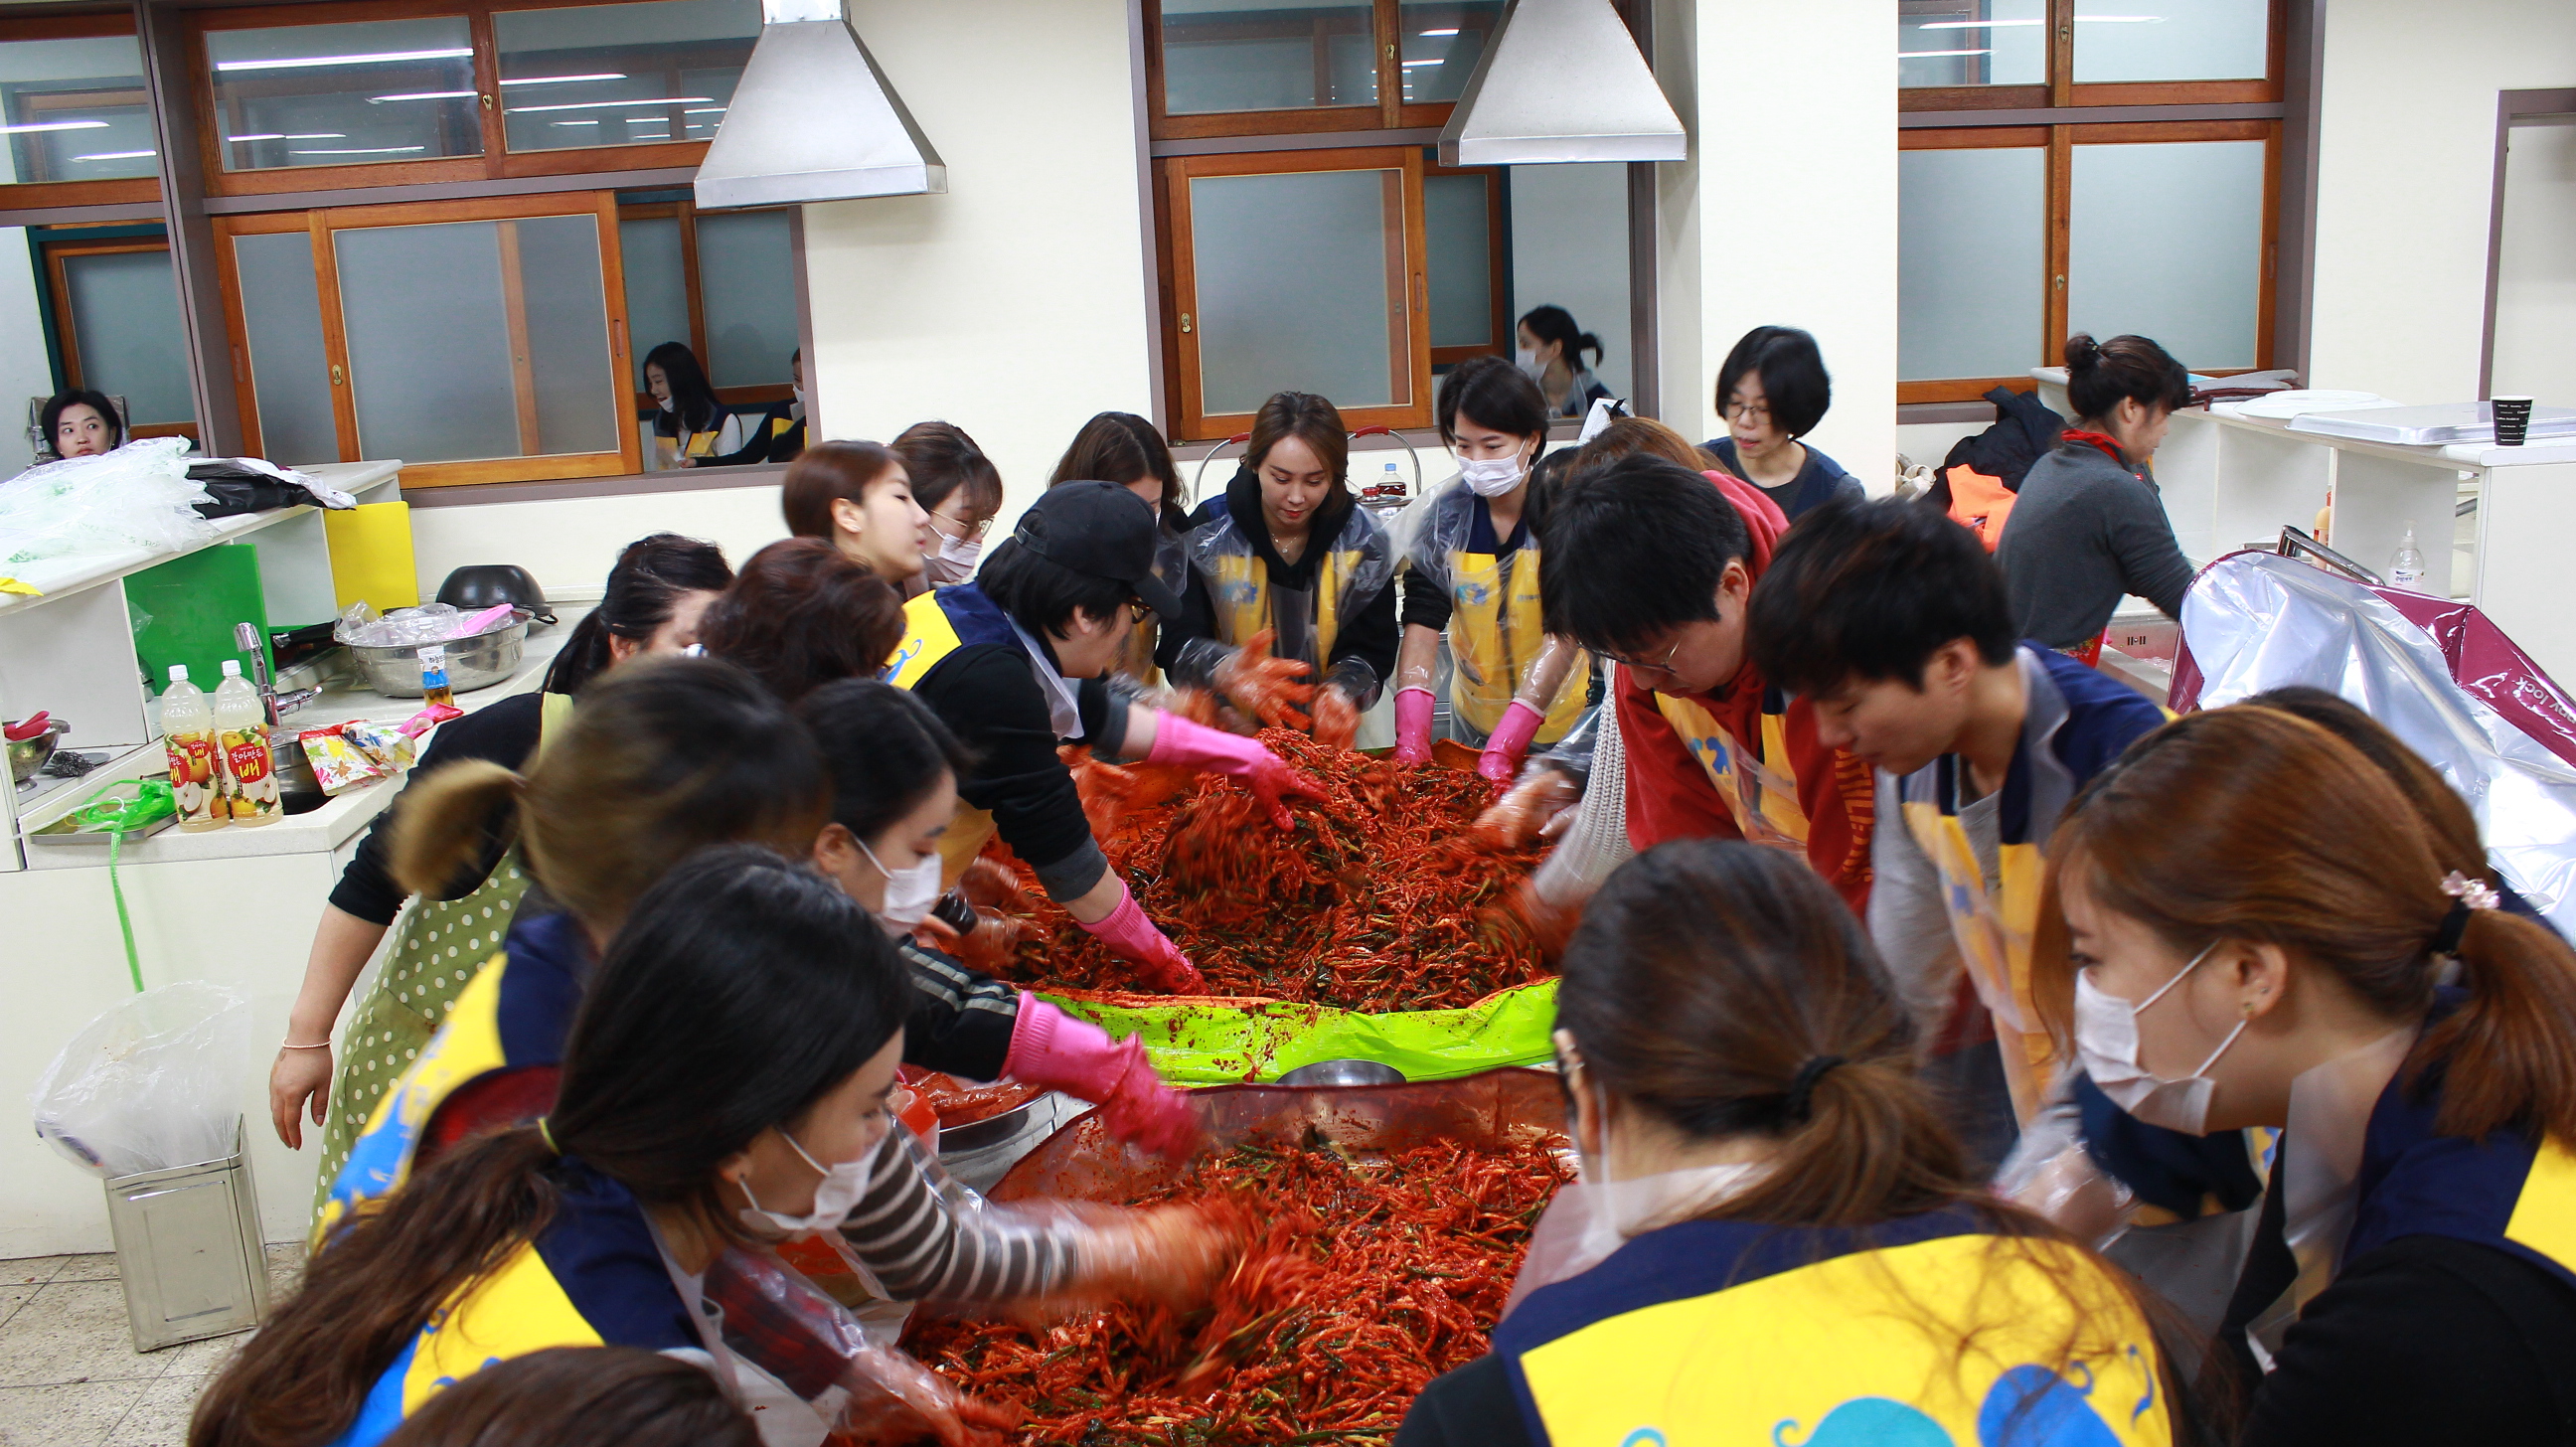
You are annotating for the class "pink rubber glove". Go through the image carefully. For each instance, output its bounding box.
[1001,997,1203,1161]
[1478,700,1547,782]
[1147,711,1323,830]
[1077,880,1206,994]
[1393,688,1436,764]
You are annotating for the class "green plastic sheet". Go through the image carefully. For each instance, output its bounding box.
[1044,978,1560,1086]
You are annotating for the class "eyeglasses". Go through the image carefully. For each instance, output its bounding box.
[1129,599,1153,624]
[1595,633,1685,678]
[931,510,993,541]
[1721,399,1772,425]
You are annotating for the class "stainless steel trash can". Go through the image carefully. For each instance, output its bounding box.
[101,1119,270,1352]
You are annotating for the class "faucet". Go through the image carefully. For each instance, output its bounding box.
[234,622,319,724]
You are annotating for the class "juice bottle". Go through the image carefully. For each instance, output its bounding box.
[214,660,280,826]
[160,665,226,832]
[416,645,456,709]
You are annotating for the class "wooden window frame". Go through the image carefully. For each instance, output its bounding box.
[1145,0,1481,141]
[1899,0,2287,113]
[0,12,163,210]
[1160,145,1431,441]
[615,195,793,413]
[41,236,201,443]
[1898,117,2279,403]
[188,0,741,200]
[213,189,641,487]
[1423,159,1508,369]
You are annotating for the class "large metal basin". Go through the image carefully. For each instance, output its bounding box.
[346,613,531,697]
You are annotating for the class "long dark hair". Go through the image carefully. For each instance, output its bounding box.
[799,679,975,846]
[378,1347,756,1447]
[697,538,905,703]
[542,535,733,695]
[1519,304,1603,369]
[40,388,120,455]
[2062,333,2189,423]
[893,420,1005,521]
[642,341,721,434]
[1051,411,1189,533]
[390,657,827,934]
[191,847,911,1447]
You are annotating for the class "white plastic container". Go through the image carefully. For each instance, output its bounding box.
[213,661,279,827]
[159,666,224,832]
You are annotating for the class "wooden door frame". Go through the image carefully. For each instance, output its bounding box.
[1160,145,1432,441]
[0,11,164,210]
[1423,158,1508,368]
[1900,0,2287,114]
[41,237,201,442]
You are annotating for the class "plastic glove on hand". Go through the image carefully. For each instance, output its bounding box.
[1071,1203,1246,1311]
[956,856,1033,916]
[1311,686,1361,752]
[1392,688,1436,764]
[1001,1001,1203,1160]
[1211,627,1315,729]
[1475,765,1581,848]
[1475,879,1582,965]
[1478,700,1547,782]
[1148,714,1323,831]
[1077,884,1207,994]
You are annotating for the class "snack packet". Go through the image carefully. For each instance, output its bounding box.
[298,726,388,795]
[340,719,416,772]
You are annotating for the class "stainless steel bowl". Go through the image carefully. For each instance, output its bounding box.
[1276,1058,1407,1088]
[346,614,530,698]
[7,720,67,784]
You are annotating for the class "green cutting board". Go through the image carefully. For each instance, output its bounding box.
[127,545,270,700]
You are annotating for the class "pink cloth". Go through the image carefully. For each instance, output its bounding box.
[1478,700,1545,781]
[1001,997,1200,1160]
[1075,881,1205,993]
[1393,688,1436,763]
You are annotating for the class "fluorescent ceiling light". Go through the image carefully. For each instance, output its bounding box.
[289,144,426,154]
[1901,48,1995,57]
[233,131,349,140]
[1400,59,1444,67]
[1419,27,1458,36]
[683,106,726,113]
[369,89,477,103]
[217,48,471,72]
[2,119,108,135]
[71,149,154,161]
[1917,18,2042,27]
[551,119,600,126]
[499,73,626,85]
[506,95,711,113]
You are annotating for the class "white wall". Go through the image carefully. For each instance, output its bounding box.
[2308,0,2576,404]
[408,483,786,601]
[2492,118,2576,404]
[1509,162,1632,402]
[1657,0,1896,487]
[801,0,1155,533]
[0,228,48,475]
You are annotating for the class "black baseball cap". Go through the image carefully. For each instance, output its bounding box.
[1011,481,1187,618]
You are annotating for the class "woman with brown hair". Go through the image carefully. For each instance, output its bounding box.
[1158,391,1398,741]
[695,537,905,703]
[896,420,1007,588]
[1050,411,1189,683]
[779,439,933,587]
[1398,839,2185,1447]
[2035,705,2576,1444]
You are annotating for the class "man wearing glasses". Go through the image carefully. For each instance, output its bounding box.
[1532,454,1875,916]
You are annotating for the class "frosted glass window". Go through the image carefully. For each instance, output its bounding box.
[618,215,688,389]
[695,209,795,389]
[0,36,156,184]
[1191,167,1407,415]
[1506,162,1631,401]
[1899,146,2044,381]
[1899,0,2044,89]
[1398,0,1505,106]
[496,0,757,153]
[61,249,193,427]
[2074,0,2267,83]
[1162,0,1376,115]
[209,18,479,173]
[335,215,617,463]
[1424,173,1492,349]
[2069,139,2265,371]
[233,231,339,465]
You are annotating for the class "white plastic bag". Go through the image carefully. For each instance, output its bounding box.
[31,981,250,1178]
[0,438,217,570]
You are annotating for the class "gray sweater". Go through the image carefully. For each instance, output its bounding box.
[1996,439,2194,648]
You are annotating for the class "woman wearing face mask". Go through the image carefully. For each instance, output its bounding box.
[275,536,730,1216]
[1392,357,1589,782]
[1699,326,1862,521]
[703,349,808,467]
[695,538,905,706]
[799,679,1199,1158]
[1158,391,1398,744]
[1516,306,1612,421]
[208,849,1238,1447]
[893,420,1006,590]
[1049,411,1190,686]
[41,388,121,459]
[2036,706,2576,1445]
[1996,334,2196,654]
[886,482,1320,995]
[1397,840,2187,1447]
[641,343,748,470]
[780,440,933,588]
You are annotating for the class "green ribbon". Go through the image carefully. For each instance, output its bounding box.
[69,779,175,993]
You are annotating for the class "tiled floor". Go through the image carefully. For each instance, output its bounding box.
[0,1244,301,1447]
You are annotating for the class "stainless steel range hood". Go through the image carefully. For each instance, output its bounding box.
[693,0,943,211]
[1437,0,1685,167]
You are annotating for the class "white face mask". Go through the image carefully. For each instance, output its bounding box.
[2073,941,2248,1134]
[1515,347,1538,372]
[924,532,981,586]
[860,836,942,930]
[1457,452,1528,499]
[736,1126,879,1237]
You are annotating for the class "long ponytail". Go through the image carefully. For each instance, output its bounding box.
[390,759,525,900]
[542,534,733,697]
[2430,908,2576,1141]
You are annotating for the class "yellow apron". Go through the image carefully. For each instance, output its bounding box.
[1208,547,1359,664]
[1445,544,1585,742]
[1652,693,1811,852]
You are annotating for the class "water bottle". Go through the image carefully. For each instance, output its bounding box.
[2389,521,2427,591]
[159,666,226,832]
[214,660,280,826]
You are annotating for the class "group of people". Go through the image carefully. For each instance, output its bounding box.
[239,323,2576,1447]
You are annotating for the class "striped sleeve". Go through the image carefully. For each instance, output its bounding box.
[835,1128,1077,1304]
